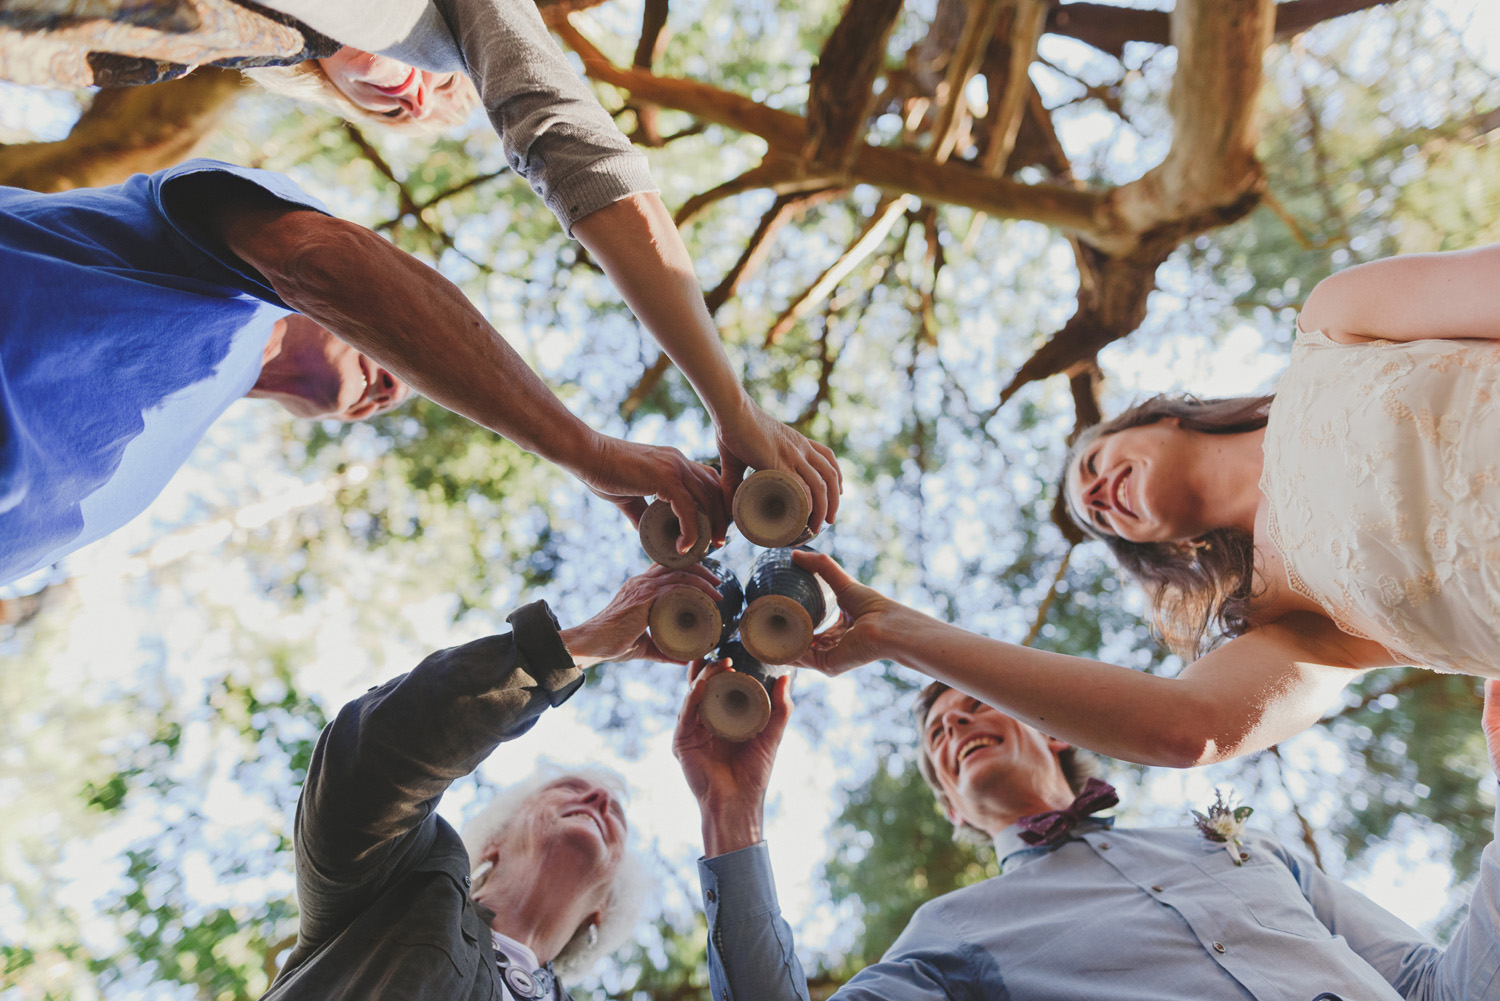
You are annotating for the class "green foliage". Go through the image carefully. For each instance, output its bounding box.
[822,754,998,974]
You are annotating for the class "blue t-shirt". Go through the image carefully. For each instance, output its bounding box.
[0,159,330,584]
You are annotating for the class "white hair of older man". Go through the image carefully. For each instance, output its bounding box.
[459,761,650,979]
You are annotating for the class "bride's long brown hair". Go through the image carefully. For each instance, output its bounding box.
[1062,394,1275,659]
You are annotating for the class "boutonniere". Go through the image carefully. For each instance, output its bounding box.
[1192,789,1253,866]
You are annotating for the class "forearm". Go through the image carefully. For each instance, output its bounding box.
[573,192,749,425]
[1393,802,1500,1000]
[263,216,603,475]
[301,605,580,864]
[1302,243,1500,343]
[877,607,1241,767]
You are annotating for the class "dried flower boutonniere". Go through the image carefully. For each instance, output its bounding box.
[1192,789,1253,866]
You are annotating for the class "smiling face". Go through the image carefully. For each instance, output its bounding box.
[1065,418,1208,544]
[251,315,408,421]
[920,689,1075,836]
[502,775,628,898]
[318,48,466,124]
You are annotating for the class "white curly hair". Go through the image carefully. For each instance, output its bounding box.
[459,761,651,979]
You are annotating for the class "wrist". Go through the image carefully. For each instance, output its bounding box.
[558,624,611,669]
[700,799,764,857]
[553,424,608,480]
[708,388,758,435]
[871,604,922,662]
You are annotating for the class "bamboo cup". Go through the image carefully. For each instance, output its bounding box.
[700,639,787,742]
[731,469,813,548]
[647,559,743,662]
[638,499,712,569]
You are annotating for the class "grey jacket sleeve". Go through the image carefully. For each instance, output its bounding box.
[434,0,657,233]
[292,600,582,946]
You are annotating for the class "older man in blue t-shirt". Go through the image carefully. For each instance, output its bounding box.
[0,159,737,584]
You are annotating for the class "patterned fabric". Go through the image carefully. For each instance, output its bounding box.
[0,0,337,89]
[1260,322,1500,677]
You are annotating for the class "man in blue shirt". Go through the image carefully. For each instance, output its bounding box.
[673,660,1500,1000]
[0,159,748,584]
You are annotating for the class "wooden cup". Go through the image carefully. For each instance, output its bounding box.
[638,499,712,569]
[738,593,815,665]
[732,469,812,548]
[700,670,773,743]
[648,585,725,662]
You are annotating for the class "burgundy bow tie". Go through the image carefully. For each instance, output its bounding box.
[1015,778,1119,847]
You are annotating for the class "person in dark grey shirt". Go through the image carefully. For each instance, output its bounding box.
[258,0,844,539]
[266,562,721,1000]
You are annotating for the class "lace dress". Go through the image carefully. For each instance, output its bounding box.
[1260,324,1500,677]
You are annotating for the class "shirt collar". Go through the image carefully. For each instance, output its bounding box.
[993,816,1114,872]
[491,928,542,975]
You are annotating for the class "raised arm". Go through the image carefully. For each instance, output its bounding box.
[433,0,843,531]
[1290,681,1500,1000]
[791,550,1376,768]
[295,601,580,943]
[675,659,1000,1000]
[572,194,843,531]
[194,176,723,548]
[296,565,720,942]
[1300,242,1500,344]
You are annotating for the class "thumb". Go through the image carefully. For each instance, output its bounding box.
[719,448,747,514]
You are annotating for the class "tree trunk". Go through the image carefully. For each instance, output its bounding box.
[0,66,244,191]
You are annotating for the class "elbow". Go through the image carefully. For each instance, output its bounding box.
[262,218,385,311]
[1148,707,1244,769]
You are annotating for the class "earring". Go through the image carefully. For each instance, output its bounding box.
[585,922,599,949]
[469,859,494,898]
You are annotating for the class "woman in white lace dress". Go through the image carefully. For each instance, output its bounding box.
[783,242,1499,769]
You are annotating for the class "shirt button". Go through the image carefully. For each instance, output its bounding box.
[1213,942,1226,954]
[463,875,471,887]
[1151,884,1164,892]
[706,889,716,903]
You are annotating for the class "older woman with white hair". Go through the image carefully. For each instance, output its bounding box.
[249,0,845,544]
[460,763,651,991]
[263,563,719,1000]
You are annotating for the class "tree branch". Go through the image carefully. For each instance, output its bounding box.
[802,0,905,170]
[0,67,243,191]
[765,194,912,345]
[557,17,1105,235]
[1045,0,1399,60]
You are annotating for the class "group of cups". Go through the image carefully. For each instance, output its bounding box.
[637,470,836,742]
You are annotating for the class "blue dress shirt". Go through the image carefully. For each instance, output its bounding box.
[698,807,1500,1000]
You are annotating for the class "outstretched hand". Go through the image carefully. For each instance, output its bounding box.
[561,563,723,668]
[578,435,729,551]
[717,400,842,536]
[673,658,792,857]
[789,549,900,677]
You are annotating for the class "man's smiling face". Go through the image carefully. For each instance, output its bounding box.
[921,688,1072,833]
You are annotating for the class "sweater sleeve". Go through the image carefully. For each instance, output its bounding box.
[434,0,657,234]
[292,600,583,945]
